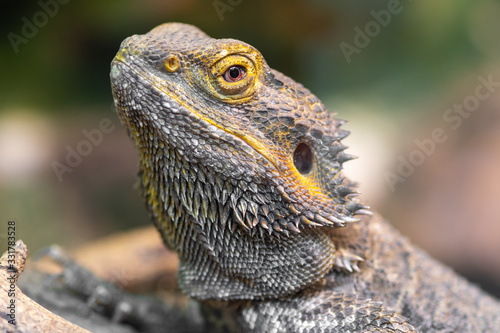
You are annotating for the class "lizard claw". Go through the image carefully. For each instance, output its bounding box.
[333,248,364,273]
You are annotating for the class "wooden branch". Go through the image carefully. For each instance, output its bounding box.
[0,227,187,333]
[0,240,90,333]
[70,226,179,293]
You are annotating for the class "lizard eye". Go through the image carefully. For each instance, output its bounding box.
[210,54,258,100]
[293,143,313,175]
[224,66,246,82]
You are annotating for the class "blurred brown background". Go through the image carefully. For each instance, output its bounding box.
[1,0,499,296]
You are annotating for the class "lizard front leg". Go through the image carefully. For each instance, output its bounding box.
[329,219,369,274]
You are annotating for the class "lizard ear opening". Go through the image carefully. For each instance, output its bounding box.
[293,143,314,175]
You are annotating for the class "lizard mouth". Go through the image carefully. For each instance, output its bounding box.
[111,56,282,172]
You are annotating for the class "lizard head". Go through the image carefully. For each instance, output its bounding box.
[111,23,367,300]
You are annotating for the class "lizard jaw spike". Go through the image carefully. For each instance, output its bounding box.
[340,215,360,223]
[335,118,348,126]
[337,186,358,198]
[337,152,358,165]
[289,204,300,215]
[287,223,301,233]
[314,214,334,226]
[336,129,350,140]
[300,216,322,227]
[233,209,249,230]
[324,214,346,225]
[330,144,349,156]
[354,209,372,216]
[344,199,372,216]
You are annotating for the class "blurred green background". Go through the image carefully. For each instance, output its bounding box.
[1,0,500,295]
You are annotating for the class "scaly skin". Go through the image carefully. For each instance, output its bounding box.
[110,23,500,332]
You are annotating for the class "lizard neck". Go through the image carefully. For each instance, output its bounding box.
[138,146,337,301]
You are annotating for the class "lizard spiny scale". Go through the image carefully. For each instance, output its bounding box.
[112,23,500,332]
[336,185,356,198]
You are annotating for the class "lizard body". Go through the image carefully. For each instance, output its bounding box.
[110,23,500,332]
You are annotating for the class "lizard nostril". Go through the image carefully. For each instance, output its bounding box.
[293,143,314,175]
[165,55,180,72]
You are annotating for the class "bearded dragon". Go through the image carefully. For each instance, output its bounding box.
[110,23,500,332]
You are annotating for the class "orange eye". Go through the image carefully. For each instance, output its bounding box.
[223,65,246,82]
[210,55,257,100]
